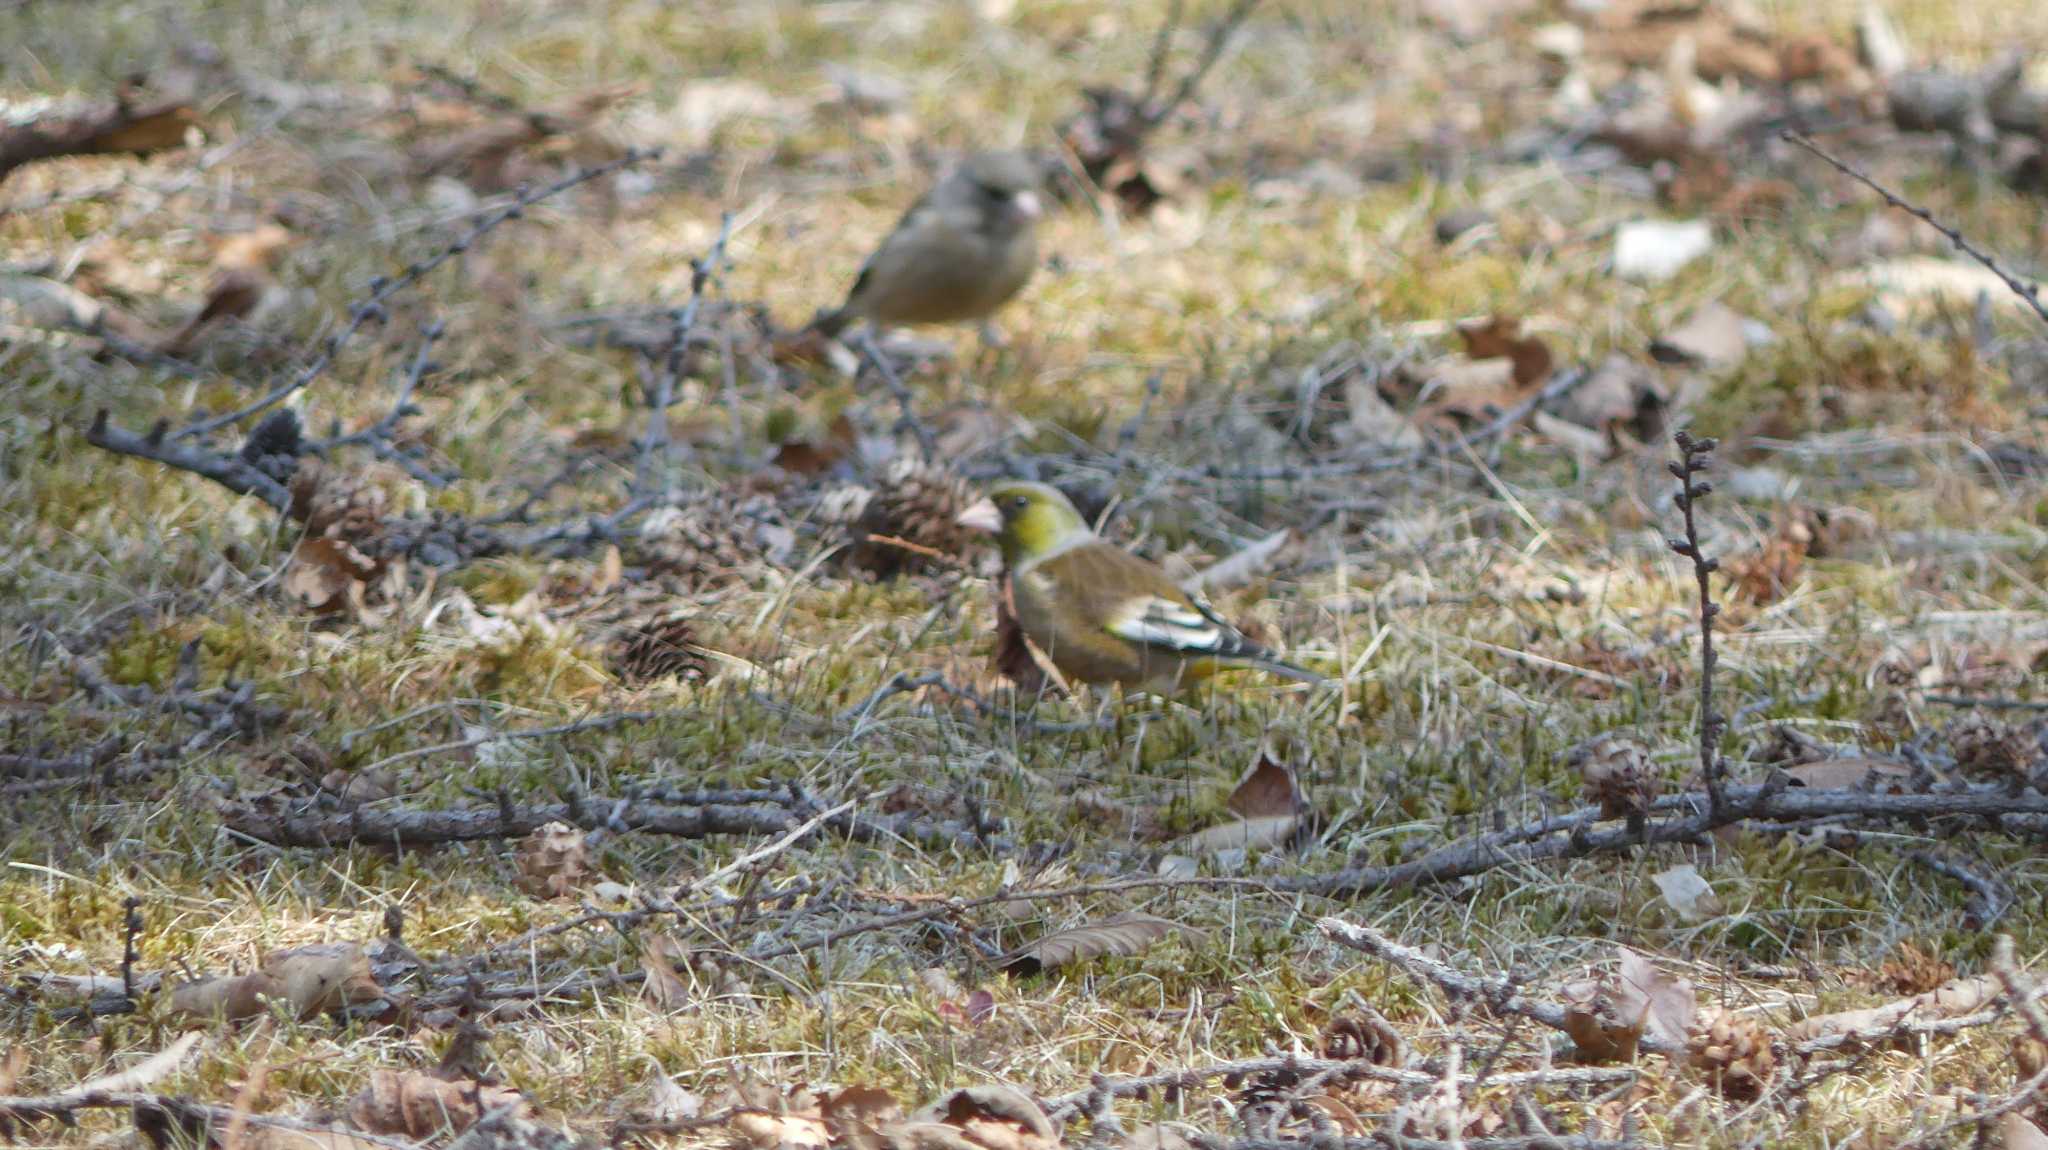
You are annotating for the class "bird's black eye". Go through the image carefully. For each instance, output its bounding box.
[1009,495,1030,510]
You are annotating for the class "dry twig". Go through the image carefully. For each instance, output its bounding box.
[1782,130,2048,327]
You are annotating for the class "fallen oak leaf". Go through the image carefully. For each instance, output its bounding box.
[821,1085,904,1150]
[1226,742,1306,818]
[1456,314,1553,387]
[170,942,382,1022]
[640,933,693,1010]
[999,912,1193,976]
[348,1069,526,1138]
[911,1084,1060,1150]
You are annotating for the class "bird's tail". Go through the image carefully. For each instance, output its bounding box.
[1246,654,1331,685]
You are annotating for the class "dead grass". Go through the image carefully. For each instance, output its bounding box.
[5,0,2048,1148]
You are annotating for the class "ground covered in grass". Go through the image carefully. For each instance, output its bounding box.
[5,1,2048,1148]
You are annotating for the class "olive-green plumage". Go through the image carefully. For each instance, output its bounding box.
[956,481,1324,695]
[813,151,1043,338]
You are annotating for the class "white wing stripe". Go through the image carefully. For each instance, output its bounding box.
[1109,597,1231,653]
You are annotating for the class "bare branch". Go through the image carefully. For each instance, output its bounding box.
[1782,130,2048,327]
[85,410,291,510]
[171,146,662,443]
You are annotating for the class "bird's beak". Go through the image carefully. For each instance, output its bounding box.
[1011,191,1043,221]
[955,497,1002,534]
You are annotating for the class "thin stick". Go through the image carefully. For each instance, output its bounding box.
[1781,130,2048,327]
[857,331,938,462]
[1140,0,1187,109]
[1144,0,1264,129]
[684,798,858,894]
[119,896,142,1005]
[635,211,733,498]
[306,319,452,486]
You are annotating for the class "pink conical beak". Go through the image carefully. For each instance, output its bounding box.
[955,497,1002,534]
[1012,191,1043,220]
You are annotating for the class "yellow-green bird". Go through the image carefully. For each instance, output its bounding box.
[955,481,1325,695]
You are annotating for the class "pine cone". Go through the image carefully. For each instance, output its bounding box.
[635,490,791,583]
[1948,714,2039,786]
[515,821,591,899]
[288,458,388,551]
[613,611,709,686]
[1877,939,1955,996]
[1573,734,1660,820]
[837,460,975,578]
[1687,1009,1776,1100]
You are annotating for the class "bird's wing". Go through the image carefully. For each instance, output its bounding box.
[1041,545,1259,659]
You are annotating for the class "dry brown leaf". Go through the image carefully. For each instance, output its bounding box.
[57,1032,203,1100]
[911,1084,1059,1150]
[1561,979,1644,1062]
[1456,314,1554,387]
[2004,1114,2048,1150]
[1782,758,1911,792]
[640,933,693,1009]
[1650,302,1749,370]
[634,1067,704,1124]
[731,1108,830,1149]
[0,1044,26,1094]
[242,1129,393,1150]
[1323,1008,1407,1065]
[1619,946,1698,1050]
[1186,529,1294,593]
[823,1085,905,1150]
[1551,355,1668,440]
[1226,744,1305,818]
[171,971,276,1021]
[262,943,383,1018]
[771,413,859,477]
[349,1069,527,1138]
[1565,946,1697,1062]
[285,537,377,615]
[1786,974,2003,1046]
[1173,814,1302,856]
[1000,912,1191,975]
[515,821,592,899]
[1122,1126,1197,1150]
[1416,357,1526,426]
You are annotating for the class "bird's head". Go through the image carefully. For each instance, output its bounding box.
[952,151,1044,235]
[956,480,1090,567]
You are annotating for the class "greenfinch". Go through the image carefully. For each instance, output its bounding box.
[812,151,1043,339]
[956,481,1324,694]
